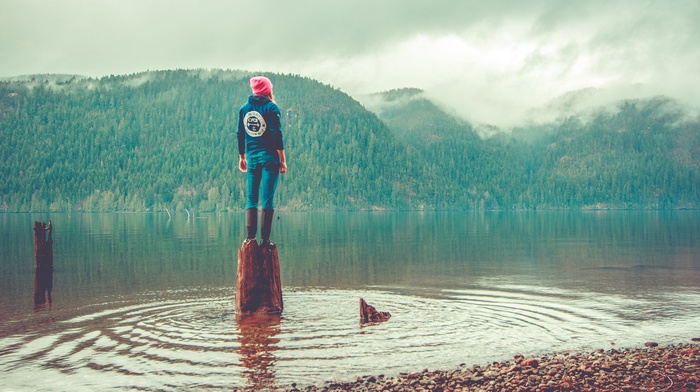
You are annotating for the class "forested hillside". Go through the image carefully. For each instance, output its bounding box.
[0,70,418,212]
[523,98,700,208]
[363,88,528,209]
[1,70,699,211]
[367,89,700,209]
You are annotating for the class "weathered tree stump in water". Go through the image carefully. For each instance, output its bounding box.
[235,240,283,316]
[360,298,391,324]
[33,221,54,309]
[34,220,53,267]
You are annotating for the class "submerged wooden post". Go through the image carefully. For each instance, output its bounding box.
[235,240,283,315]
[34,220,54,267]
[360,298,391,324]
[33,220,54,309]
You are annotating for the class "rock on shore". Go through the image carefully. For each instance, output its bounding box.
[285,340,700,392]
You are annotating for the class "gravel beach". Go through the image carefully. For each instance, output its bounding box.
[278,339,700,392]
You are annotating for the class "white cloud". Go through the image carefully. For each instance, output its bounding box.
[1,0,699,127]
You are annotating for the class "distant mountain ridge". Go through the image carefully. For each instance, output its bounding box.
[1,70,698,211]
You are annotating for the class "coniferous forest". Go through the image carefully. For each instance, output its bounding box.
[1,70,698,212]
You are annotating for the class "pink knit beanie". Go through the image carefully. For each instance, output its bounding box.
[250,76,273,96]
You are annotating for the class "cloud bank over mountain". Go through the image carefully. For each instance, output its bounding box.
[1,0,698,127]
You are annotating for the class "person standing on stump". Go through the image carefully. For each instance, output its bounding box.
[237,76,287,248]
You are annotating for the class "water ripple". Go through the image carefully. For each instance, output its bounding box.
[1,285,700,391]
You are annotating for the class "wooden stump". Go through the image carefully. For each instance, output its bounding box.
[360,298,391,324]
[33,220,53,268]
[235,240,283,316]
[33,221,54,309]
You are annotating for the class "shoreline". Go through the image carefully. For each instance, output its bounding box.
[281,339,700,392]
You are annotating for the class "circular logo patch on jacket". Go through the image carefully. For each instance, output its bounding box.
[244,111,267,137]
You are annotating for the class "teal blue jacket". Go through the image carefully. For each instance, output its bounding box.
[237,95,284,165]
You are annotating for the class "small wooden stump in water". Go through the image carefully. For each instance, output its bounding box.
[33,221,54,309]
[360,298,391,324]
[235,240,283,316]
[33,220,53,268]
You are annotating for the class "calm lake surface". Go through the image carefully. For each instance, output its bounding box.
[1,211,699,391]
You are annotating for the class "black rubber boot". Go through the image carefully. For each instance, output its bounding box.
[261,209,275,249]
[245,208,258,241]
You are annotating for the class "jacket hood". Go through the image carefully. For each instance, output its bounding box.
[249,95,271,105]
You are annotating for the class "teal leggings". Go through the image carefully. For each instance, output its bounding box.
[245,160,279,210]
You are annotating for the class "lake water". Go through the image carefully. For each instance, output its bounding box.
[1,211,699,391]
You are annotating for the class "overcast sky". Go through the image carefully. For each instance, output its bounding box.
[1,0,699,127]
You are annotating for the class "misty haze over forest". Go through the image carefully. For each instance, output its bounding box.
[1,1,699,128]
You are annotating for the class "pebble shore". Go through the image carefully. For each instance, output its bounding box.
[285,339,700,392]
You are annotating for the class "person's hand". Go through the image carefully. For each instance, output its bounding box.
[279,161,287,174]
[238,157,247,172]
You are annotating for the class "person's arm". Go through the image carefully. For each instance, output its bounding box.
[237,108,247,172]
[269,105,286,174]
[278,150,287,174]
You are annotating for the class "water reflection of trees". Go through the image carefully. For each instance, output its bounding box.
[235,313,281,391]
[278,211,700,293]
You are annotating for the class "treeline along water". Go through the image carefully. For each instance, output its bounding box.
[1,70,699,212]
